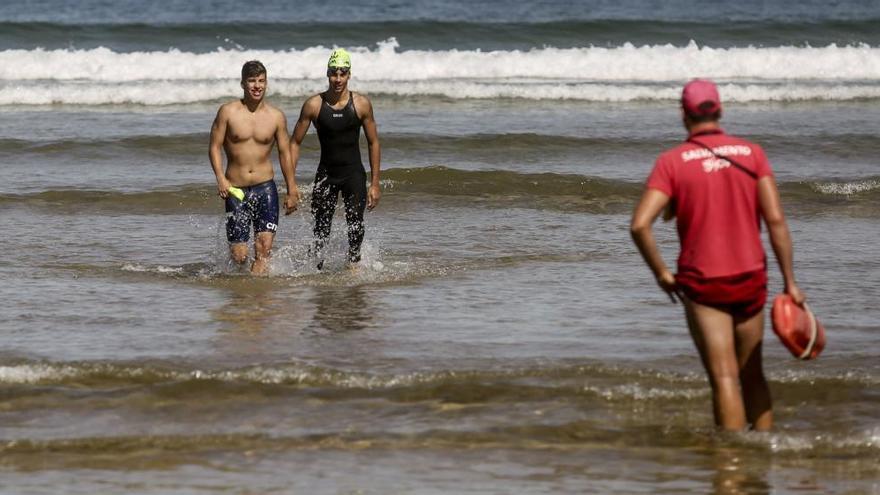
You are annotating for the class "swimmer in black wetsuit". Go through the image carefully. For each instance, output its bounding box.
[288,49,381,268]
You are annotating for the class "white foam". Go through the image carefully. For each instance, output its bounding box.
[584,383,706,401]
[121,263,184,274]
[764,427,880,453]
[0,364,72,383]
[2,39,880,104]
[186,366,468,389]
[813,180,880,195]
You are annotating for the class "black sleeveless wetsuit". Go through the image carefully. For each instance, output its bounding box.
[311,91,367,263]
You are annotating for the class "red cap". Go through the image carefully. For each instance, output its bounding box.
[682,79,721,117]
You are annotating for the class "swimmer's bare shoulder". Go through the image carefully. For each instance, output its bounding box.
[352,91,372,106]
[300,94,323,120]
[218,99,243,118]
[353,92,374,121]
[210,101,243,144]
[262,101,288,127]
[213,100,256,135]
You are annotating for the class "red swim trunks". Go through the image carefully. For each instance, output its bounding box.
[675,269,767,318]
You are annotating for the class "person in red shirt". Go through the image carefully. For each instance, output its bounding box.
[630,79,806,431]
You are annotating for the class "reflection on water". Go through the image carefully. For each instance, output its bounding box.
[308,285,373,333]
[206,277,382,362]
[711,447,770,495]
[211,278,290,334]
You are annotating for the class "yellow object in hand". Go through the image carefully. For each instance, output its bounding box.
[227,186,245,201]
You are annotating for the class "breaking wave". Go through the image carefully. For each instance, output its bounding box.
[2,39,880,104]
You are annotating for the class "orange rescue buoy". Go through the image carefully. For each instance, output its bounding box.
[771,294,826,360]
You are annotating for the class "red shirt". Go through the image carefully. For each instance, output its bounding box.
[646,128,773,279]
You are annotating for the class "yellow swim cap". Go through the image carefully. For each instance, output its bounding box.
[327,48,352,69]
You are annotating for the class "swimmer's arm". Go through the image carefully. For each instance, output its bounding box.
[758,176,805,304]
[209,104,231,198]
[359,96,382,210]
[631,187,679,303]
[288,97,319,178]
[275,109,298,213]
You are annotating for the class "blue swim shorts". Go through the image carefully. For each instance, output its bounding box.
[224,180,279,243]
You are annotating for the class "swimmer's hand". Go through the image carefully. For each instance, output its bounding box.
[367,183,381,210]
[217,178,232,199]
[284,185,301,215]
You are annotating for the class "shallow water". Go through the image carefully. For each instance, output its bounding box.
[2,98,879,494]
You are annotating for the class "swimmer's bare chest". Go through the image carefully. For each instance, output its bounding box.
[226,113,276,146]
[223,111,278,183]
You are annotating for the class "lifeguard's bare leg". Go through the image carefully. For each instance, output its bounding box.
[734,310,772,431]
[684,297,748,431]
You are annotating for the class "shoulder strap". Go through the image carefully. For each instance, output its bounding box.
[687,138,758,180]
[348,91,362,122]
